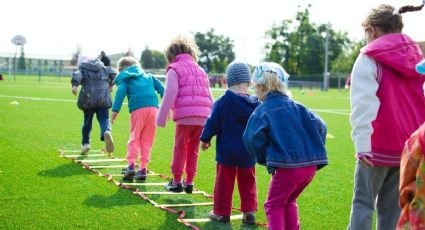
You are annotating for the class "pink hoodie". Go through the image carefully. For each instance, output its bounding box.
[363,33,425,166]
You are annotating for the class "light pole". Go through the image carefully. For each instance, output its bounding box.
[11,35,26,81]
[323,24,330,91]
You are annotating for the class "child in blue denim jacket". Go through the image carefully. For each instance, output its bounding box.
[243,62,328,230]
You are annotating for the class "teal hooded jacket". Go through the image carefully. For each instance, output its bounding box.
[112,65,164,113]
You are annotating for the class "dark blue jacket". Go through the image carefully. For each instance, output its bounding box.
[71,60,117,110]
[200,90,261,167]
[243,91,328,174]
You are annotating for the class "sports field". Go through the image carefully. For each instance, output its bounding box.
[0,75,355,229]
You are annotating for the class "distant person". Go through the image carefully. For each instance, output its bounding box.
[0,74,3,80]
[243,62,328,230]
[200,61,260,224]
[111,57,164,181]
[100,51,111,67]
[156,36,213,193]
[398,60,425,229]
[71,55,117,155]
[344,74,351,90]
[347,3,425,230]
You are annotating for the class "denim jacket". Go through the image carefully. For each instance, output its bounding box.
[243,91,328,174]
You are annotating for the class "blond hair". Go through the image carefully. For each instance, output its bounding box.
[256,72,288,95]
[117,56,139,72]
[362,4,424,33]
[164,36,199,63]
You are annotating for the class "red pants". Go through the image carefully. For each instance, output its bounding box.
[213,163,258,216]
[171,125,203,184]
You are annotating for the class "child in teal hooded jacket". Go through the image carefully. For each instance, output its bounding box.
[111,57,164,181]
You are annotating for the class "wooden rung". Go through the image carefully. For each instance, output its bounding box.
[62,154,108,158]
[135,191,205,195]
[156,202,213,208]
[108,173,161,177]
[182,214,243,223]
[77,159,126,163]
[122,182,167,186]
[89,165,128,169]
[59,149,102,153]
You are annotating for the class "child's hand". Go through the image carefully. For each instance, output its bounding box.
[71,86,78,96]
[357,152,374,167]
[111,111,118,124]
[201,142,211,151]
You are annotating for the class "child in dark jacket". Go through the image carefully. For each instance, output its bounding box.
[71,55,117,155]
[200,61,260,225]
[243,62,328,230]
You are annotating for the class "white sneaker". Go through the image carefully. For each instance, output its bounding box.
[81,144,90,155]
[104,131,114,153]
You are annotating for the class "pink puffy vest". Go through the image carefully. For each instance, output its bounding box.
[363,33,425,166]
[167,54,212,120]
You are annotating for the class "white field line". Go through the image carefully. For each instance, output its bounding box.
[1,94,349,115]
[182,214,243,223]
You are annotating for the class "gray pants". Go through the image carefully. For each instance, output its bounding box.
[347,161,400,230]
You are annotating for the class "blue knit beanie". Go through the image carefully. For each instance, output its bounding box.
[225,61,251,87]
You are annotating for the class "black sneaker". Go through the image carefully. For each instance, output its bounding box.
[164,180,183,193]
[208,211,230,223]
[183,183,193,194]
[134,168,147,181]
[242,212,256,225]
[122,166,135,181]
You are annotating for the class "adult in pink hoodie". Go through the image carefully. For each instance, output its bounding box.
[157,36,213,193]
[348,3,425,230]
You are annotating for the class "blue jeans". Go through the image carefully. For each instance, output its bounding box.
[347,161,400,230]
[82,107,111,145]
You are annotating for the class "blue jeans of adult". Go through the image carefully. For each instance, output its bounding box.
[82,107,111,145]
[347,161,400,230]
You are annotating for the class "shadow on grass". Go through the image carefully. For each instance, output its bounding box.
[37,162,89,178]
[83,189,142,208]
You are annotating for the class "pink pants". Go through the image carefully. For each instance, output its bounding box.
[213,163,258,216]
[126,107,157,169]
[171,125,203,184]
[265,166,316,230]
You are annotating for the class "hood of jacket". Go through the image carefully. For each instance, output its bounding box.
[114,65,146,84]
[225,90,260,119]
[362,33,423,78]
[79,59,105,72]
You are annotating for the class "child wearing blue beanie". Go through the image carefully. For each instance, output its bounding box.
[200,61,260,224]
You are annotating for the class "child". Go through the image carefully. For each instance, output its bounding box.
[156,36,213,193]
[200,61,260,224]
[348,4,425,230]
[111,57,164,181]
[71,55,117,155]
[398,60,425,229]
[243,62,328,230]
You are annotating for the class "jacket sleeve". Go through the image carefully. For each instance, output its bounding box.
[308,109,327,144]
[200,100,221,143]
[350,53,380,153]
[399,133,420,208]
[107,67,118,86]
[156,69,179,127]
[71,70,82,86]
[153,76,165,98]
[111,81,127,112]
[243,112,268,165]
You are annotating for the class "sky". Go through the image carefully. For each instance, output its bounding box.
[1,0,424,65]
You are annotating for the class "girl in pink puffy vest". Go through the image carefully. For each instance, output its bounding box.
[157,36,213,193]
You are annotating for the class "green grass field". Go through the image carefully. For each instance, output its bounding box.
[0,75,356,229]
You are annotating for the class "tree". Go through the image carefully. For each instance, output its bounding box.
[264,5,352,76]
[17,46,26,70]
[332,40,365,74]
[140,47,167,69]
[194,29,235,73]
[140,47,153,69]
